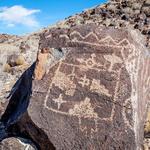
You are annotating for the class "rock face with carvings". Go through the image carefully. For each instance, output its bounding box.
[0,24,149,150]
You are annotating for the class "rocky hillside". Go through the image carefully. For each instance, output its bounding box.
[57,0,150,48]
[0,0,149,149]
[0,33,39,103]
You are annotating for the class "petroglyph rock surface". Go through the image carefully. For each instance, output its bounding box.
[30,25,150,150]
[0,25,149,150]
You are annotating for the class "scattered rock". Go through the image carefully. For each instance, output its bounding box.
[19,41,30,53]
[0,138,35,150]
[59,0,150,48]
[144,139,150,150]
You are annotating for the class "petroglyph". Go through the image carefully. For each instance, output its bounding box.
[104,53,123,71]
[122,98,133,129]
[53,94,67,110]
[42,28,135,135]
[78,75,90,87]
[29,25,150,150]
[77,53,103,70]
[51,70,76,96]
[68,97,98,118]
[90,79,111,97]
[69,31,131,49]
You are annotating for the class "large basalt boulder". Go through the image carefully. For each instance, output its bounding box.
[0,24,149,150]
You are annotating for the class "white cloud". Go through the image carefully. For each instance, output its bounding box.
[7,23,15,27]
[0,5,40,27]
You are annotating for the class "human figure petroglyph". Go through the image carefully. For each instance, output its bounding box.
[77,53,104,70]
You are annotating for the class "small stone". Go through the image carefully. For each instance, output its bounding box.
[19,41,30,53]
[142,6,150,15]
[122,7,132,14]
[132,3,142,10]
[133,9,141,15]
[144,139,150,150]
[121,14,129,20]
[107,4,116,12]
[144,0,150,6]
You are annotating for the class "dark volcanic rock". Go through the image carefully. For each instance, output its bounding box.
[60,0,150,49]
[0,24,149,150]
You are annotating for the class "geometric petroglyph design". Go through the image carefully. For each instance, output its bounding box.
[77,54,97,67]
[43,30,134,134]
[77,53,103,70]
[69,30,131,49]
[53,94,67,110]
[78,75,90,87]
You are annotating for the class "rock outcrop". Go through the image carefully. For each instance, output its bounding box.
[0,24,149,150]
[0,138,35,150]
[0,0,150,149]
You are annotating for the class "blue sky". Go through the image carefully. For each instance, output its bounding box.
[0,0,107,35]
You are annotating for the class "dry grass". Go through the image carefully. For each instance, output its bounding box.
[3,63,11,73]
[15,55,25,66]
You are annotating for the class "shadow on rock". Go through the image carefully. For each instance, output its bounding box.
[0,62,55,150]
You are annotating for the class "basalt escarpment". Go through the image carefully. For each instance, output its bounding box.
[0,24,149,150]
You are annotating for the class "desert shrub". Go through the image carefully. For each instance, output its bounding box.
[3,63,11,72]
[15,55,25,66]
